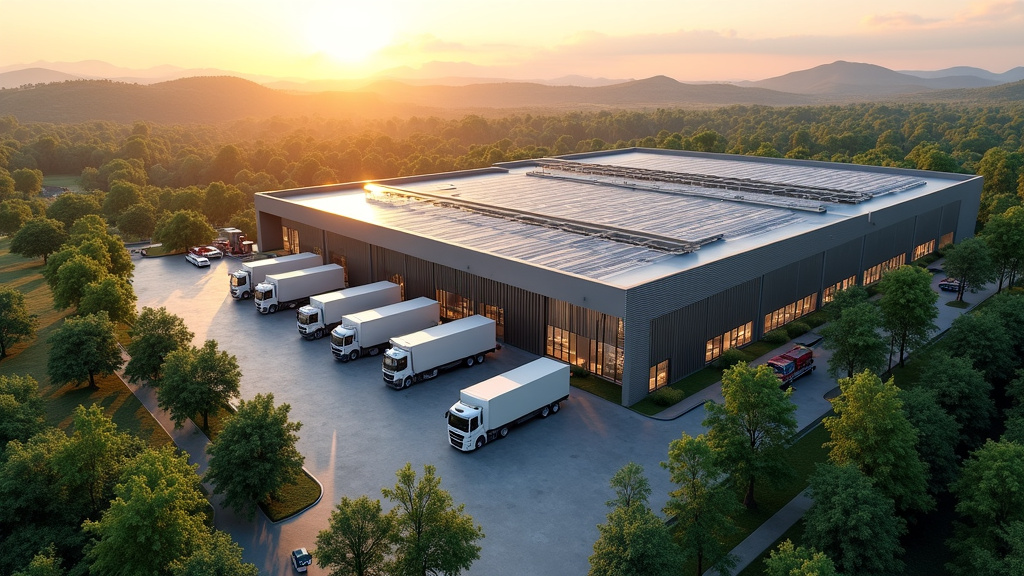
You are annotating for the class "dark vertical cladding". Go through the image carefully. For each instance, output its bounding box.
[282,218,325,257]
[941,200,962,240]
[325,232,372,286]
[650,300,708,379]
[823,239,863,287]
[914,208,942,246]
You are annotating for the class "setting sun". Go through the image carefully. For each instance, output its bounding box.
[303,3,394,63]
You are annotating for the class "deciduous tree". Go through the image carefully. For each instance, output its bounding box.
[878,265,938,368]
[763,540,838,576]
[381,463,484,576]
[153,209,215,253]
[704,362,797,509]
[84,446,208,576]
[824,371,932,514]
[0,198,33,235]
[158,340,241,431]
[0,374,46,446]
[78,275,137,325]
[115,203,156,240]
[942,310,1016,383]
[803,463,906,576]
[315,496,397,576]
[168,529,259,576]
[661,433,738,576]
[0,285,36,360]
[205,393,304,519]
[943,237,997,301]
[820,301,887,378]
[46,193,101,229]
[981,206,1024,291]
[899,387,960,495]
[49,254,106,311]
[9,217,65,264]
[124,306,194,384]
[47,312,122,389]
[920,355,995,451]
[11,168,42,196]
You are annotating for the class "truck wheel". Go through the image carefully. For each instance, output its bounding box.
[241,291,250,300]
[465,356,475,367]
[349,350,359,362]
[540,405,550,418]
[339,354,349,363]
[499,426,509,438]
[550,402,560,414]
[475,436,486,450]
[403,377,413,389]
[369,347,380,356]
[313,328,324,339]
[475,354,485,364]
[268,304,278,314]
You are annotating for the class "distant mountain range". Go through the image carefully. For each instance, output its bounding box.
[0,61,1021,124]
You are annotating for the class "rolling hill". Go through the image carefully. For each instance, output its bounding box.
[744,61,1001,95]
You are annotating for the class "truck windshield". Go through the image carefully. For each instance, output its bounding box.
[254,289,271,302]
[230,274,245,287]
[297,311,316,325]
[382,355,406,372]
[448,412,471,433]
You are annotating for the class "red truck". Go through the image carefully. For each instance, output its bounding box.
[767,346,815,388]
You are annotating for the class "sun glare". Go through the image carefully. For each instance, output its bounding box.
[304,4,394,64]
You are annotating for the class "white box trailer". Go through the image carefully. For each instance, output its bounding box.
[383,315,496,389]
[331,297,439,362]
[229,252,320,300]
[447,358,570,451]
[296,281,402,340]
[254,264,346,314]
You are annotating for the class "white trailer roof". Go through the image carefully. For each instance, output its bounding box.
[342,296,435,323]
[313,281,396,304]
[463,358,568,402]
[391,315,494,348]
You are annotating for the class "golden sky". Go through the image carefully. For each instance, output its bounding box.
[2,0,1022,81]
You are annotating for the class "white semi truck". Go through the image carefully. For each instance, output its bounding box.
[296,281,402,340]
[331,297,439,362]
[229,252,320,300]
[254,264,346,314]
[383,315,496,389]
[446,358,570,451]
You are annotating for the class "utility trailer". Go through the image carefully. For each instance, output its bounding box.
[383,315,496,389]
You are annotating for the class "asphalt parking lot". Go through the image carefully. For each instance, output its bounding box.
[133,253,841,576]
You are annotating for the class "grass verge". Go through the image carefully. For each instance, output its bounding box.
[631,367,722,415]
[571,373,621,404]
[259,470,322,522]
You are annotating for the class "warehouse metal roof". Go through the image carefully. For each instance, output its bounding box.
[273,149,966,287]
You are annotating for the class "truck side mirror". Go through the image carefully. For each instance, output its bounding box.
[443,411,449,419]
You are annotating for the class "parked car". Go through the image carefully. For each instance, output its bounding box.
[938,277,960,292]
[185,251,210,268]
[201,245,223,258]
[290,548,312,573]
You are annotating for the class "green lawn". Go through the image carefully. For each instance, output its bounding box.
[42,174,84,192]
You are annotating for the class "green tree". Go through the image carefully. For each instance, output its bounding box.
[315,496,397,576]
[381,463,484,576]
[763,540,838,576]
[124,306,194,384]
[981,206,1024,291]
[9,217,65,264]
[168,530,259,576]
[205,393,304,519]
[116,203,156,239]
[0,198,33,235]
[78,275,137,325]
[824,371,932,514]
[704,362,797,509]
[49,254,106,311]
[942,310,1016,383]
[878,265,938,368]
[803,463,905,576]
[661,433,738,576]
[820,301,887,378]
[899,387,960,495]
[202,182,246,227]
[824,284,869,321]
[12,544,66,576]
[0,285,36,360]
[158,340,241,431]
[84,446,208,576]
[47,312,123,389]
[920,355,995,451]
[0,374,46,446]
[153,209,216,253]
[12,168,43,196]
[228,209,257,242]
[46,193,101,229]
[100,181,141,222]
[948,440,1024,575]
[589,500,682,576]
[942,237,997,301]
[605,461,652,509]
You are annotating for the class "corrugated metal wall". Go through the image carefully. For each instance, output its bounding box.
[822,239,863,287]
[282,218,325,258]
[325,232,372,286]
[914,208,942,246]
[941,201,962,238]
[650,300,708,380]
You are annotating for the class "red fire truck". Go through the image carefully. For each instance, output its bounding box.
[767,346,815,389]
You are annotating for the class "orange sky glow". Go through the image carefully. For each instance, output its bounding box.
[2,0,1022,81]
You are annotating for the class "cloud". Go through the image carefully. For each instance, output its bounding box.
[863,12,940,28]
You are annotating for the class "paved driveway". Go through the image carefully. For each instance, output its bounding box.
[132,254,853,576]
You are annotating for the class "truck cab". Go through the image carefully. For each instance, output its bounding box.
[330,325,365,361]
[296,305,323,338]
[446,401,482,451]
[254,281,277,313]
[229,270,251,299]
[382,348,412,387]
[767,346,814,388]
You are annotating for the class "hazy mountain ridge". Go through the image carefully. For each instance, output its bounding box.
[741,61,1003,95]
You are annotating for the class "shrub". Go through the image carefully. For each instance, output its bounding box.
[763,329,790,345]
[786,321,811,338]
[569,364,590,378]
[649,386,685,407]
[714,348,747,370]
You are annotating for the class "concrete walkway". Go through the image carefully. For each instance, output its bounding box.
[672,258,1000,576]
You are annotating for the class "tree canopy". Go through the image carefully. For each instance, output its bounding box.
[124,306,194,384]
[878,265,938,368]
[158,339,241,431]
[0,285,36,360]
[153,210,216,253]
[10,217,66,264]
[47,311,123,389]
[315,496,397,576]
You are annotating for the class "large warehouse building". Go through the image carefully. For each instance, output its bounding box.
[253,148,981,405]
